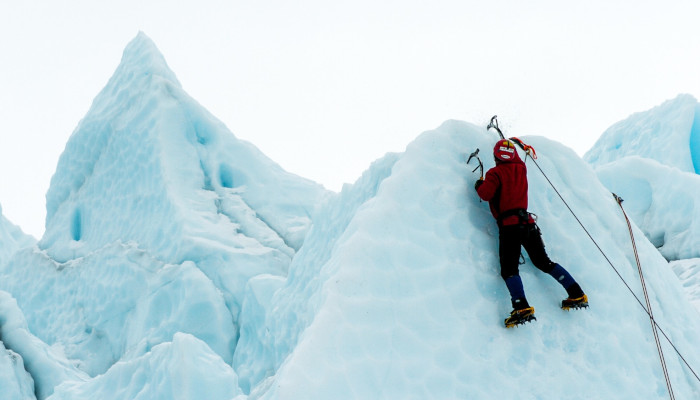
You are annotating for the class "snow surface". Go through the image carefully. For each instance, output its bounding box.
[1,33,700,399]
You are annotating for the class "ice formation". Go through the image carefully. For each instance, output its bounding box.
[585,95,700,317]
[234,122,700,399]
[585,94,700,173]
[0,33,699,399]
[0,32,326,398]
[585,96,700,258]
[595,156,700,260]
[0,204,35,268]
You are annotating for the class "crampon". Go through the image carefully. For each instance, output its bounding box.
[561,294,589,311]
[504,307,536,328]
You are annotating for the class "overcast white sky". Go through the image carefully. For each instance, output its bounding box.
[1,0,699,238]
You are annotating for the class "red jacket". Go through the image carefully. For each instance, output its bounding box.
[476,156,533,226]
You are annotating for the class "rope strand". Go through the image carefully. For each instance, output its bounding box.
[617,194,675,400]
[526,153,700,394]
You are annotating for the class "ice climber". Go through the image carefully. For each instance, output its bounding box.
[475,139,588,327]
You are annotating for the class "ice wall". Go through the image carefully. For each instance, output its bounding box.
[584,96,700,257]
[0,341,35,400]
[3,33,700,400]
[41,32,326,265]
[48,333,243,400]
[0,204,36,267]
[585,94,700,173]
[0,291,88,399]
[595,157,700,260]
[0,32,328,389]
[586,94,700,318]
[234,121,700,399]
[2,242,235,376]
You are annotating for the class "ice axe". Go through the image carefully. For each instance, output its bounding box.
[467,148,484,179]
[487,115,505,140]
[486,116,538,159]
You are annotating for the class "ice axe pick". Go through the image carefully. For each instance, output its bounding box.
[467,148,484,179]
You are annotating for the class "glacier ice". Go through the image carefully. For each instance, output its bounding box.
[235,120,700,399]
[0,291,88,399]
[234,150,401,393]
[595,156,700,260]
[0,340,36,400]
[585,94,700,173]
[1,32,700,400]
[0,204,36,268]
[585,94,700,316]
[0,32,327,398]
[48,333,243,400]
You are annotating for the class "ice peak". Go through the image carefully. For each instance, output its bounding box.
[44,33,184,227]
[42,33,326,267]
[113,31,181,90]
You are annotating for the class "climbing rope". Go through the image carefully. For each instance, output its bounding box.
[525,152,700,398]
[615,193,675,400]
[485,116,700,395]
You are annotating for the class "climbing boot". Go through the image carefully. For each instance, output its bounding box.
[505,307,536,328]
[562,294,589,310]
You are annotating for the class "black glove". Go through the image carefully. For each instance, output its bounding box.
[474,178,484,191]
